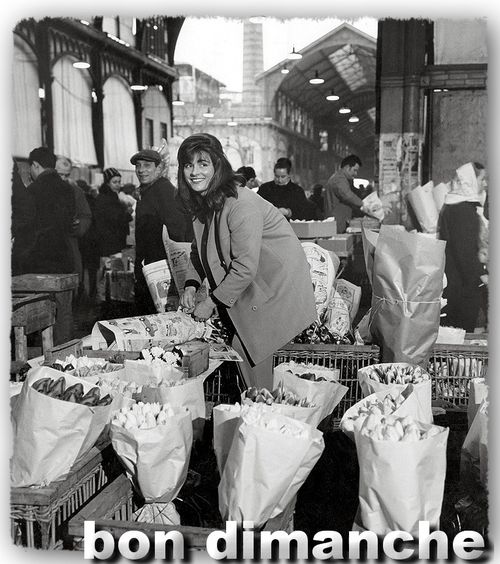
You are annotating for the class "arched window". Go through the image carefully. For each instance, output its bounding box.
[103,76,138,170]
[52,55,97,165]
[13,34,42,157]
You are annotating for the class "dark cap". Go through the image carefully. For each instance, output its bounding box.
[130,149,162,166]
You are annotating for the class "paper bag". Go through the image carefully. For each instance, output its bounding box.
[213,404,243,476]
[273,364,347,423]
[362,191,385,221]
[467,378,488,428]
[110,406,192,502]
[241,390,324,428]
[369,226,445,365]
[357,363,432,424]
[340,385,430,441]
[354,420,449,536]
[407,181,439,233]
[324,279,361,337]
[11,366,116,487]
[461,399,488,488]
[218,408,324,528]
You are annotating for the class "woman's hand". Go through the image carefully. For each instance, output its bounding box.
[180,286,196,313]
[193,296,216,322]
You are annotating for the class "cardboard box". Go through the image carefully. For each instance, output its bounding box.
[317,234,354,255]
[290,220,337,239]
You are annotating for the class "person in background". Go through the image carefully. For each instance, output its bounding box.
[308,183,325,220]
[236,166,259,190]
[131,148,193,314]
[26,147,75,273]
[438,162,488,332]
[93,168,132,303]
[56,155,92,291]
[178,133,317,389]
[257,157,310,220]
[76,178,99,298]
[119,183,138,247]
[323,154,376,232]
[11,158,36,275]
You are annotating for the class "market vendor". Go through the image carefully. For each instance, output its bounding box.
[178,133,317,389]
[257,157,311,220]
[131,148,192,314]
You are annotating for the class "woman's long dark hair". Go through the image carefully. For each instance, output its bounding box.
[177,133,242,222]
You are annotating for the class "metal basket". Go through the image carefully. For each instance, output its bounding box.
[428,342,488,408]
[273,343,380,428]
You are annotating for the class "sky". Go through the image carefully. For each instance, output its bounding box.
[175,17,378,91]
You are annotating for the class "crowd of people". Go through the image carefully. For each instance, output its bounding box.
[11,136,489,345]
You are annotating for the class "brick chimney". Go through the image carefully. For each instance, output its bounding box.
[242,19,265,108]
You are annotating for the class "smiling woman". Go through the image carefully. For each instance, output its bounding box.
[183,152,215,194]
[177,133,317,389]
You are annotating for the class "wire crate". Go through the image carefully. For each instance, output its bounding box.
[273,343,380,428]
[428,342,488,408]
[10,440,121,549]
[203,362,245,409]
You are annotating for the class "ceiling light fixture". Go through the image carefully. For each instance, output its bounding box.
[326,90,339,101]
[348,115,359,123]
[309,70,324,85]
[288,46,302,60]
[281,65,290,75]
[227,117,238,126]
[339,106,351,114]
[73,60,90,69]
[172,94,184,106]
[131,84,148,91]
[203,108,214,118]
[249,16,266,24]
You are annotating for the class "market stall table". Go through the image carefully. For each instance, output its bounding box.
[11,293,55,366]
[12,273,79,345]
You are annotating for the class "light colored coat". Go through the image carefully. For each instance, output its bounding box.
[324,168,363,233]
[185,186,317,364]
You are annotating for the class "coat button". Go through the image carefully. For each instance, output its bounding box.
[229,298,235,303]
[252,306,257,311]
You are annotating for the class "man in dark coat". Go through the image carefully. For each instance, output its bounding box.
[131,149,192,314]
[257,157,310,220]
[11,159,36,275]
[26,147,76,273]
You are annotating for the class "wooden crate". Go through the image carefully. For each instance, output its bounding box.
[69,474,295,552]
[12,273,79,293]
[10,439,121,549]
[44,338,210,379]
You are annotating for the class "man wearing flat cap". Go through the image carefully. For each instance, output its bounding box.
[131,148,192,314]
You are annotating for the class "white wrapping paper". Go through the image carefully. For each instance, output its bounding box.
[213,404,243,476]
[139,376,207,421]
[218,408,324,527]
[273,364,347,423]
[357,363,432,424]
[362,191,385,221]
[241,392,324,428]
[461,399,488,487]
[110,406,192,502]
[467,378,488,428]
[340,385,429,440]
[324,279,361,337]
[354,420,449,536]
[11,366,116,487]
[407,181,439,233]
